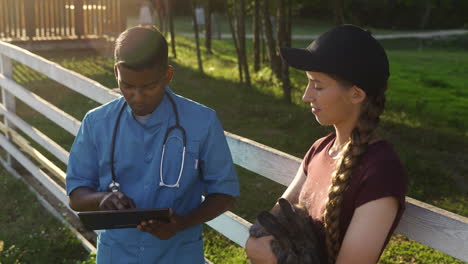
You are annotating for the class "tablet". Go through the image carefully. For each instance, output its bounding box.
[78,208,171,230]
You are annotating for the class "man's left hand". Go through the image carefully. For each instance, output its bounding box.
[137,209,186,240]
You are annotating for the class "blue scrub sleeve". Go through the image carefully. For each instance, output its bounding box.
[66,113,100,195]
[200,114,240,197]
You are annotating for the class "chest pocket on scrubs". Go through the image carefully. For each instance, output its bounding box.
[161,139,200,189]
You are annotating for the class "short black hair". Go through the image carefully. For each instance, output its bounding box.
[114,25,168,70]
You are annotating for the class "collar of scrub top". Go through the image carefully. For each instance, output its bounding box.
[124,86,172,128]
[109,86,187,192]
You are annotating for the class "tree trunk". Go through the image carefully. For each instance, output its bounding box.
[238,0,251,87]
[227,3,243,82]
[214,12,222,40]
[253,0,261,72]
[261,0,281,79]
[155,0,165,33]
[191,0,204,73]
[286,0,292,48]
[420,0,432,30]
[277,0,291,103]
[333,0,345,25]
[167,0,176,58]
[204,0,212,54]
[261,23,267,64]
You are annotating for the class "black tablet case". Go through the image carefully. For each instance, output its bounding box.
[78,208,171,230]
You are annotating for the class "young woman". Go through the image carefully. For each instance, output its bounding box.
[245,25,408,264]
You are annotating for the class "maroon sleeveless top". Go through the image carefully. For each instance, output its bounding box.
[299,133,408,259]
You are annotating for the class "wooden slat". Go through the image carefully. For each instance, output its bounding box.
[24,0,36,40]
[40,0,46,37]
[65,0,70,36]
[10,0,15,38]
[395,197,468,261]
[0,132,68,206]
[70,0,76,36]
[57,0,62,37]
[102,0,107,34]
[4,0,9,38]
[0,121,66,183]
[45,0,51,37]
[8,0,14,38]
[56,0,62,37]
[15,0,21,38]
[63,0,68,36]
[111,0,116,32]
[206,210,251,247]
[0,74,81,135]
[0,103,69,164]
[35,0,41,37]
[0,41,120,104]
[5,0,12,38]
[51,0,57,37]
[88,1,93,35]
[0,0,4,38]
[19,0,26,39]
[8,0,13,38]
[83,0,89,36]
[74,0,84,37]
[53,0,57,37]
[117,0,123,32]
[97,0,103,35]
[49,0,54,37]
[225,131,301,186]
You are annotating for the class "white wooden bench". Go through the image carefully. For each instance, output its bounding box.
[0,40,467,262]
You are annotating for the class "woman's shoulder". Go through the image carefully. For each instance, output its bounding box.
[351,140,408,211]
[364,140,401,164]
[359,140,407,182]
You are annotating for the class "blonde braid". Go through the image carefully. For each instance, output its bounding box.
[323,92,386,264]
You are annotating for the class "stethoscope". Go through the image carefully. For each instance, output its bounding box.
[108,91,187,192]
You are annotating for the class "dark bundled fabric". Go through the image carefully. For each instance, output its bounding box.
[249,198,327,264]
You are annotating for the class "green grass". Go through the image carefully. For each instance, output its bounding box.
[2,33,467,263]
[0,168,93,264]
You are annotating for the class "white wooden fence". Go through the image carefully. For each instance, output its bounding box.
[0,40,467,262]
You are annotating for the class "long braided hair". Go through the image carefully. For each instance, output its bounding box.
[323,74,388,263]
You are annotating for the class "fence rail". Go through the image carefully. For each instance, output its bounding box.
[0,40,467,262]
[0,0,125,41]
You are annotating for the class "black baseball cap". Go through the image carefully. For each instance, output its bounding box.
[280,24,389,96]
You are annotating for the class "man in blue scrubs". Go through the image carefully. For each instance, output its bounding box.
[66,25,240,263]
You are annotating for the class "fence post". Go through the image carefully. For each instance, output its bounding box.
[119,0,127,33]
[0,54,16,166]
[74,0,84,38]
[24,0,36,40]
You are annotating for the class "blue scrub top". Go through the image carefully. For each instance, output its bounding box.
[66,87,240,264]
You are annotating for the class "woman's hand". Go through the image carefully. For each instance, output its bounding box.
[245,236,277,264]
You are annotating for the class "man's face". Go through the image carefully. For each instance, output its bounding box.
[115,64,172,116]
